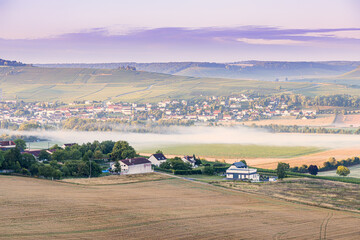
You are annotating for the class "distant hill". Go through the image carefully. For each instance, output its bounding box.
[0,65,359,102]
[0,58,27,67]
[36,61,360,81]
[338,66,360,79]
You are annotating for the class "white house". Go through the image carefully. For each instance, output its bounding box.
[111,157,153,175]
[226,162,260,181]
[181,156,197,167]
[148,153,167,166]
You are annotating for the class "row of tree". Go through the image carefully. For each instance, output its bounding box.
[0,139,138,179]
[251,124,359,135]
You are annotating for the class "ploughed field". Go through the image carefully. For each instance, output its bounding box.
[1,174,360,239]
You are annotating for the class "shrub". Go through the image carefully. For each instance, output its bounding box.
[203,166,215,175]
[308,165,319,175]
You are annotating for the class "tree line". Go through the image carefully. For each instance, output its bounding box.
[0,139,137,179]
[251,124,360,135]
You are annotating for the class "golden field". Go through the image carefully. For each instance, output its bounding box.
[0,174,359,239]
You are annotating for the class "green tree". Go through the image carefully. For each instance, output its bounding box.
[14,139,26,150]
[308,165,319,175]
[0,151,4,169]
[203,165,214,175]
[114,160,121,173]
[38,165,55,178]
[21,153,36,169]
[336,166,350,177]
[111,141,136,161]
[276,162,289,180]
[38,150,51,161]
[156,150,163,154]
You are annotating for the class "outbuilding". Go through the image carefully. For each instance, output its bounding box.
[111,157,153,175]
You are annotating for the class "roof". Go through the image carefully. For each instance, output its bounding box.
[233,162,247,168]
[23,150,42,157]
[0,141,16,147]
[182,155,196,164]
[151,153,167,161]
[63,143,76,147]
[120,157,151,166]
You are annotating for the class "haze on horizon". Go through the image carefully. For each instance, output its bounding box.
[1,0,360,63]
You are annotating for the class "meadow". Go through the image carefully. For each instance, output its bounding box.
[318,164,360,178]
[140,143,323,159]
[1,174,359,239]
[213,178,360,213]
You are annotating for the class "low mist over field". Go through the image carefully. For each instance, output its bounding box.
[2,126,360,150]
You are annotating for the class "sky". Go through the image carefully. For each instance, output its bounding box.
[0,0,360,63]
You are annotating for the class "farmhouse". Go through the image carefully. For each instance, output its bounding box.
[0,141,16,150]
[226,162,260,181]
[111,157,153,175]
[148,153,167,166]
[181,155,197,167]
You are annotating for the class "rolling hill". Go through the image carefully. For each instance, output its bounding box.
[338,66,360,79]
[36,61,360,81]
[1,65,360,103]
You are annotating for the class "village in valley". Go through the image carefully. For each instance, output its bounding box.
[0,94,317,129]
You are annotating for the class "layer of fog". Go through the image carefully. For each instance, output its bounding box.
[2,126,360,150]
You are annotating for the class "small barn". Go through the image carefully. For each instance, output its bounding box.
[111,157,153,175]
[148,153,167,166]
[226,162,259,181]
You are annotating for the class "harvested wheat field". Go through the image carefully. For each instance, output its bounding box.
[61,173,172,185]
[227,147,360,169]
[1,174,360,239]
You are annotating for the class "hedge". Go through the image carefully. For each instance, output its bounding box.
[213,167,228,173]
[173,169,202,175]
[153,166,173,173]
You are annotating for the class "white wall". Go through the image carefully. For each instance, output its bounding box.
[122,163,153,175]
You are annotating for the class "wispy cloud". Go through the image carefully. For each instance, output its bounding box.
[1,26,360,62]
[237,38,304,45]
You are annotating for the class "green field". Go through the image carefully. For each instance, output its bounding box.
[140,143,323,159]
[1,66,359,103]
[317,164,360,178]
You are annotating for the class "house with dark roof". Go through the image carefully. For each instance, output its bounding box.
[226,162,260,181]
[181,155,197,167]
[148,153,167,166]
[111,157,153,175]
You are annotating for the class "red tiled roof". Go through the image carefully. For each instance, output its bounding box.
[0,141,16,147]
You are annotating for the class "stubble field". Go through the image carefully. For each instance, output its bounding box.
[0,174,359,239]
